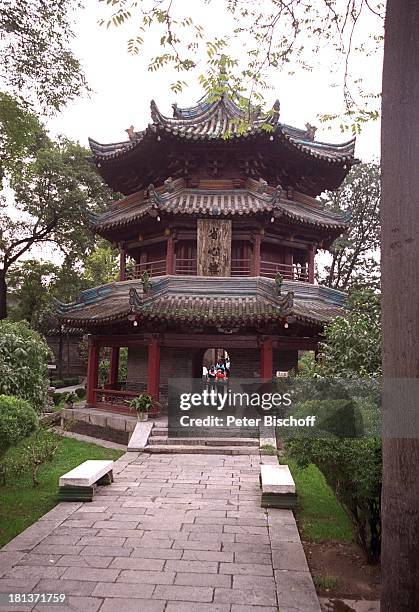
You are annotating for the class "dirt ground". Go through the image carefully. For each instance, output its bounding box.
[303,540,381,600]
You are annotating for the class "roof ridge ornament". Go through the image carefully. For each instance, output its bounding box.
[125,125,136,141]
[257,178,268,193]
[305,122,317,141]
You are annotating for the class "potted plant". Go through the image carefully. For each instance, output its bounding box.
[63,392,78,409]
[127,393,154,421]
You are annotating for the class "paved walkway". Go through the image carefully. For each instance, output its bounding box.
[0,452,320,612]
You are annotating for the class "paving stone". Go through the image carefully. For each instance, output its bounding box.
[92,582,155,598]
[219,562,273,576]
[33,596,103,612]
[174,572,231,588]
[117,570,175,585]
[31,544,83,556]
[231,606,277,612]
[214,587,277,606]
[152,584,213,602]
[16,553,62,566]
[271,540,310,571]
[4,565,66,580]
[182,550,233,563]
[35,579,96,596]
[222,542,271,554]
[131,548,182,560]
[165,560,218,574]
[165,603,230,612]
[173,539,221,551]
[134,537,174,549]
[55,555,113,568]
[233,574,277,591]
[100,598,165,612]
[110,557,164,571]
[269,522,301,544]
[234,551,271,565]
[275,569,322,611]
[93,520,139,529]
[61,567,120,582]
[81,546,132,557]
[78,536,126,546]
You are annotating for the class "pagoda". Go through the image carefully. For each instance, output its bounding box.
[57,91,357,414]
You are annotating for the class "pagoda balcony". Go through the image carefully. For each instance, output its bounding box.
[123,258,309,281]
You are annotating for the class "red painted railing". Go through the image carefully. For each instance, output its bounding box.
[126,260,166,279]
[124,258,309,281]
[260,261,309,281]
[93,388,160,416]
[231,258,251,276]
[175,257,197,275]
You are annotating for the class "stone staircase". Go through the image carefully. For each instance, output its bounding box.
[145,425,260,455]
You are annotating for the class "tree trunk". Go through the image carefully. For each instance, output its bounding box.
[381,2,419,610]
[0,269,7,320]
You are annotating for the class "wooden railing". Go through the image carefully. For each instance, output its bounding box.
[175,257,197,275]
[93,388,160,416]
[260,261,309,282]
[124,258,309,281]
[126,260,166,279]
[231,258,251,276]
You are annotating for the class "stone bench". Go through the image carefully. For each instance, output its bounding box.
[58,460,114,502]
[260,463,297,509]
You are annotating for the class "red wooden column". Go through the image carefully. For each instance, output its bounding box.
[308,245,316,284]
[260,337,273,380]
[86,336,100,406]
[253,232,262,276]
[108,347,120,389]
[147,335,161,403]
[166,230,174,275]
[119,245,126,281]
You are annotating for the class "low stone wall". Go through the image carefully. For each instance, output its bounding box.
[61,408,136,445]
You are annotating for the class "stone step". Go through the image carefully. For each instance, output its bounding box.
[151,427,168,436]
[145,444,259,455]
[148,436,258,447]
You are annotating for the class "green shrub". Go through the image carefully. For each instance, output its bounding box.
[0,320,52,411]
[51,379,65,388]
[0,395,38,460]
[75,387,85,399]
[286,436,382,564]
[62,377,79,386]
[52,392,63,406]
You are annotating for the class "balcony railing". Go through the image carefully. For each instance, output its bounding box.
[260,261,309,282]
[231,258,251,277]
[124,258,309,281]
[126,260,166,279]
[175,257,197,275]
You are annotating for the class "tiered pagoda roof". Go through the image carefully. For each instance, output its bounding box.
[89,93,358,197]
[56,277,345,330]
[91,177,349,240]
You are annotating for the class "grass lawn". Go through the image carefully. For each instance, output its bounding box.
[285,457,353,543]
[0,434,123,548]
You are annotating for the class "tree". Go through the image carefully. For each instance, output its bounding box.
[7,259,58,328]
[0,0,87,112]
[0,136,115,319]
[316,289,381,378]
[98,0,384,130]
[83,240,119,287]
[320,163,381,291]
[380,2,419,610]
[0,93,46,181]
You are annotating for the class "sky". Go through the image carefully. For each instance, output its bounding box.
[48,1,383,163]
